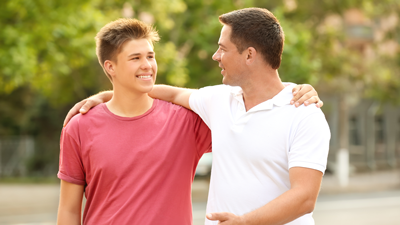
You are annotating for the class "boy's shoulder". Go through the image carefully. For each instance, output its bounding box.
[156,99,200,120]
[65,104,105,129]
[157,99,193,114]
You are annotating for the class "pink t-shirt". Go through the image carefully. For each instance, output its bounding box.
[58,99,211,225]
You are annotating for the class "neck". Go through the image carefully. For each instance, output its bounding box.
[241,69,285,111]
[106,86,154,117]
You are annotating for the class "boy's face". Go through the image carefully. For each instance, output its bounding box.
[112,38,157,94]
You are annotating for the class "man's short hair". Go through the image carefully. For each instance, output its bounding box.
[219,8,284,69]
[95,18,160,82]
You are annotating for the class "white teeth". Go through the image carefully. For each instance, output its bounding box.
[137,75,151,79]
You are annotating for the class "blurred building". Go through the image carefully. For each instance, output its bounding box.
[322,97,400,172]
[318,9,400,174]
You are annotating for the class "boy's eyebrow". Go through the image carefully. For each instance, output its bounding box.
[127,51,155,58]
[218,43,226,48]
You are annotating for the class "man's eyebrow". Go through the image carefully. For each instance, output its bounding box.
[218,43,227,48]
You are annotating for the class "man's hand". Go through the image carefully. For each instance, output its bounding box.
[206,212,245,225]
[290,84,323,108]
[63,91,113,126]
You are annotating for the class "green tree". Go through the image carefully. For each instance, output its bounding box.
[1,0,399,176]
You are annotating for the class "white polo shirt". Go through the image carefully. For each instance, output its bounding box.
[189,84,330,225]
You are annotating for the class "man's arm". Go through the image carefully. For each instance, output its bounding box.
[57,180,84,225]
[206,167,323,225]
[148,85,195,109]
[63,84,322,126]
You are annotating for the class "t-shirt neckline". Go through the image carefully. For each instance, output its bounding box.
[101,99,158,121]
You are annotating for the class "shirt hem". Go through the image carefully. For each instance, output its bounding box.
[57,171,86,185]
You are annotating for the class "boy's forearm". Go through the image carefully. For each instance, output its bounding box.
[149,85,195,109]
[57,180,84,225]
[57,209,81,225]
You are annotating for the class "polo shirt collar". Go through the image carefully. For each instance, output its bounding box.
[230,84,295,112]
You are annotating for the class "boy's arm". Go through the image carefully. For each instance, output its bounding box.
[63,84,321,126]
[206,167,323,225]
[57,180,84,225]
[291,84,323,108]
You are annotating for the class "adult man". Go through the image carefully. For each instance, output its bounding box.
[151,8,330,224]
[63,8,328,225]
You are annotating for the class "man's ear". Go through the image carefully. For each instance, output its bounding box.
[245,47,257,65]
[104,60,116,77]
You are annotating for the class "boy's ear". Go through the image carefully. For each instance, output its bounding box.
[104,60,116,77]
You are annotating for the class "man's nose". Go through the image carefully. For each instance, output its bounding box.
[212,51,220,61]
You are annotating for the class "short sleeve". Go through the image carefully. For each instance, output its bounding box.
[288,109,331,174]
[189,85,227,127]
[190,112,212,157]
[58,118,86,185]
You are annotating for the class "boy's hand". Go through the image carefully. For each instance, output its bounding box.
[290,84,323,108]
[63,91,113,126]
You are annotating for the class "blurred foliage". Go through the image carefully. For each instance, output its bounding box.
[0,0,399,176]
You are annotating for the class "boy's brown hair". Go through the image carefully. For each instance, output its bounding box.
[95,18,160,82]
[219,8,284,69]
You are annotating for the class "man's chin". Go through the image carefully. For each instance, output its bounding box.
[222,77,229,85]
[222,77,235,86]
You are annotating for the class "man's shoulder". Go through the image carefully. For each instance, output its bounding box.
[277,103,328,129]
[295,104,325,117]
[289,104,330,135]
[191,85,236,104]
[197,84,234,94]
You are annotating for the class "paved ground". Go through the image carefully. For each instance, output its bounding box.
[193,190,400,225]
[0,170,399,225]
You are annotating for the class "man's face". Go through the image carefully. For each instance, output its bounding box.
[113,38,157,94]
[212,25,246,86]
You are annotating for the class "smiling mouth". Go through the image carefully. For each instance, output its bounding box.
[219,64,225,72]
[136,75,152,79]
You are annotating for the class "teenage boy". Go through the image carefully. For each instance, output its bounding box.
[57,19,212,225]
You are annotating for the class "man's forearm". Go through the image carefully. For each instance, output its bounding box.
[240,168,322,225]
[97,90,113,102]
[241,187,316,225]
[149,85,195,109]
